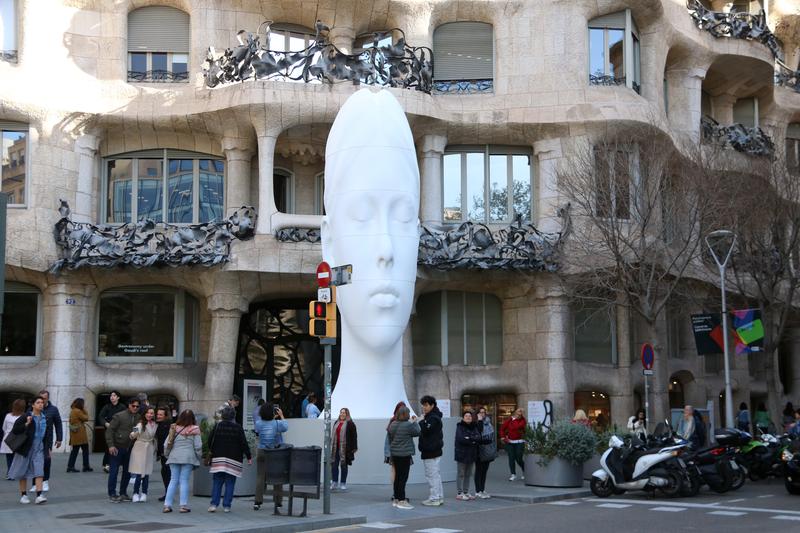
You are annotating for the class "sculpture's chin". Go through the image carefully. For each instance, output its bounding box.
[344,323,406,354]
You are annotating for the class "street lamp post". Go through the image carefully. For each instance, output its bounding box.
[705,230,737,429]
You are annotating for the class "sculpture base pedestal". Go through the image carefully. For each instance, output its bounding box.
[284,417,458,485]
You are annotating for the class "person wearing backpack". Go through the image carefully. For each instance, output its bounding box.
[474,406,497,499]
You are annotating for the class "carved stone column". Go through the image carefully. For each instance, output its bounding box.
[328,26,355,54]
[203,293,249,416]
[419,134,447,226]
[74,134,100,223]
[222,138,254,217]
[666,68,706,139]
[533,138,564,234]
[43,282,97,450]
[254,129,280,234]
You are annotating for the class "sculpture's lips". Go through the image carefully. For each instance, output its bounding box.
[369,285,400,308]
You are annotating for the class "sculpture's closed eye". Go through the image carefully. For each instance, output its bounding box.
[391,198,415,223]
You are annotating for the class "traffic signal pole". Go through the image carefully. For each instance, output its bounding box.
[321,334,334,515]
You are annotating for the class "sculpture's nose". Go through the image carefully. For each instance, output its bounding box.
[376,230,394,270]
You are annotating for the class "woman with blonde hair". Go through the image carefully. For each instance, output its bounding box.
[331,407,358,491]
[572,409,591,427]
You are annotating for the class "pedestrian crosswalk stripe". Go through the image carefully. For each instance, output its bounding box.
[772,516,800,522]
[415,529,463,533]
[361,523,404,529]
[596,503,631,509]
[589,498,800,517]
[650,507,686,512]
[548,501,581,506]
[757,494,774,498]
[709,511,747,517]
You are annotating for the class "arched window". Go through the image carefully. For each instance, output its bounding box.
[273,168,294,213]
[574,390,611,429]
[588,10,641,93]
[97,287,198,362]
[103,149,224,224]
[128,6,190,82]
[0,0,17,62]
[786,123,800,175]
[1,282,41,358]
[412,291,503,366]
[433,22,494,93]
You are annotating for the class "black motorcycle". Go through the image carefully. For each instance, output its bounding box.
[781,437,800,495]
[681,429,747,494]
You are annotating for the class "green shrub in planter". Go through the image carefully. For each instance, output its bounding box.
[525,420,597,466]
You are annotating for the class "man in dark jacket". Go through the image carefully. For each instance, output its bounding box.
[418,395,444,506]
[105,398,140,502]
[98,391,126,472]
[34,390,62,492]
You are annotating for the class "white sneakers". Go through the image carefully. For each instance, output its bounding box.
[20,494,30,504]
[139,494,147,503]
[35,495,47,504]
[509,474,516,481]
[339,483,347,491]
[208,505,217,513]
[394,500,413,510]
[28,481,49,493]
[477,491,491,499]
[455,493,469,501]
[421,499,444,506]
[520,474,525,480]
[330,481,339,490]
[132,494,140,503]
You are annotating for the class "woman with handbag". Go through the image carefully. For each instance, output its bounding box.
[207,406,252,513]
[474,406,497,499]
[129,407,157,502]
[1,399,26,479]
[163,409,202,513]
[66,398,93,473]
[7,395,48,504]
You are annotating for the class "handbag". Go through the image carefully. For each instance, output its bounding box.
[3,430,29,454]
[164,426,183,459]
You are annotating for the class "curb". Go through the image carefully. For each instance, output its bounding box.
[224,515,367,533]
[491,489,592,504]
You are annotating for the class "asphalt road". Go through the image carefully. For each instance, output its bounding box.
[306,478,800,533]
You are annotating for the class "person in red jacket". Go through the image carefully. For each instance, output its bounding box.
[499,407,527,481]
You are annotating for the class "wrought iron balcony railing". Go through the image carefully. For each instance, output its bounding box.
[50,202,256,272]
[686,0,782,59]
[127,70,190,82]
[589,74,641,94]
[433,79,493,94]
[700,115,775,157]
[203,21,433,94]
[775,59,800,93]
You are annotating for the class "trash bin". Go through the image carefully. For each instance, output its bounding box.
[288,446,322,517]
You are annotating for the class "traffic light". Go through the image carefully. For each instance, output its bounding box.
[309,299,337,338]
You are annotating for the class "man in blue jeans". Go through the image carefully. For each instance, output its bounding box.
[105,398,140,502]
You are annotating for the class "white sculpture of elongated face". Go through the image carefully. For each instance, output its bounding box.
[321,89,419,354]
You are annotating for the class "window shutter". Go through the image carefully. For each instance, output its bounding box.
[128,6,190,53]
[588,12,626,29]
[433,22,493,81]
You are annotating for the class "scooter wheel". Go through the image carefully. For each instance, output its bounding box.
[730,468,746,491]
[680,473,701,497]
[786,480,800,495]
[590,476,614,498]
[658,471,683,497]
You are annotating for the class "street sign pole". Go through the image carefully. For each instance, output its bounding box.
[641,344,655,432]
[321,329,335,515]
[0,193,6,340]
[644,373,649,432]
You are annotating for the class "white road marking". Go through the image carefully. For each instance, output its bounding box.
[726,498,746,503]
[547,501,581,506]
[757,494,774,498]
[596,503,631,509]
[361,523,404,530]
[585,498,800,517]
[650,506,686,512]
[415,529,463,533]
[772,516,800,522]
[709,511,747,517]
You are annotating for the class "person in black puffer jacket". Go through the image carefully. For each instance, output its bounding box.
[208,407,252,513]
[454,410,487,500]
[418,395,444,506]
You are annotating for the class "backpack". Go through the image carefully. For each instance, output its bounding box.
[693,413,706,447]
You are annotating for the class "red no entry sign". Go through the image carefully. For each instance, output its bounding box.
[316,262,331,288]
[641,343,655,371]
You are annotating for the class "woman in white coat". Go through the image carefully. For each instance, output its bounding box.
[1,400,26,479]
[128,407,157,502]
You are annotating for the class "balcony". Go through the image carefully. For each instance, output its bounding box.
[776,60,800,93]
[700,116,774,156]
[127,70,190,83]
[203,22,432,94]
[686,0,781,59]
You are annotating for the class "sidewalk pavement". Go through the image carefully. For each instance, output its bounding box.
[0,452,589,533]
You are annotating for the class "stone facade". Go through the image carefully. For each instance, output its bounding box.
[1,0,800,443]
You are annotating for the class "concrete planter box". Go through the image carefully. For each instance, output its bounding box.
[583,454,602,480]
[524,455,583,488]
[193,461,258,497]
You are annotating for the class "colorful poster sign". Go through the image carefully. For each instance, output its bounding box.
[691,309,764,355]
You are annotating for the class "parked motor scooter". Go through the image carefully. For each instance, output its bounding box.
[781,437,800,495]
[681,428,747,494]
[591,429,689,498]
